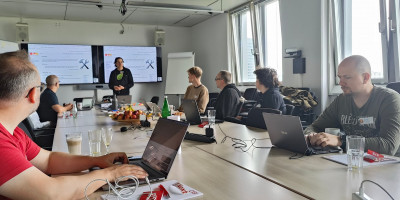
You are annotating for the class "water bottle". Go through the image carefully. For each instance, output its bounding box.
[72,101,78,118]
[161,96,171,118]
[112,94,118,110]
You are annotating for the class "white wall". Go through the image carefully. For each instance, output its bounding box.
[0,17,193,106]
[191,14,230,93]
[279,0,322,113]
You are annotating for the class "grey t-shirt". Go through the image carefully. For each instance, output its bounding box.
[304,86,400,156]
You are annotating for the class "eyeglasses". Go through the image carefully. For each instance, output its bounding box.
[215,78,222,81]
[25,86,42,98]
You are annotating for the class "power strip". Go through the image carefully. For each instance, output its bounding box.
[352,192,373,200]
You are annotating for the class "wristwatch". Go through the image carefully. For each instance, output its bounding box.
[340,134,347,151]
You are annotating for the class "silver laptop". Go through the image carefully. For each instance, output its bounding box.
[262,113,340,155]
[144,101,161,113]
[116,95,132,104]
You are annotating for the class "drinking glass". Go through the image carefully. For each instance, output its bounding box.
[346,135,365,170]
[65,132,82,155]
[102,128,114,154]
[208,110,216,125]
[88,129,102,157]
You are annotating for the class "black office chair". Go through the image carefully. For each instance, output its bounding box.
[285,104,295,115]
[245,107,281,129]
[387,82,400,94]
[18,121,34,141]
[22,118,55,151]
[241,88,258,113]
[223,101,245,123]
[150,96,160,105]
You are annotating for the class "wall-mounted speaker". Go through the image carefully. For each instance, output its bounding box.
[16,23,29,43]
[154,30,165,47]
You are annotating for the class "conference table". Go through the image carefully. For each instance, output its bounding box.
[53,109,306,200]
[52,108,400,200]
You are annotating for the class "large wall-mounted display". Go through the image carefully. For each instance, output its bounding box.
[21,43,162,85]
[101,46,162,83]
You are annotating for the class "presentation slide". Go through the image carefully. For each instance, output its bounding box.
[28,44,94,84]
[103,46,158,83]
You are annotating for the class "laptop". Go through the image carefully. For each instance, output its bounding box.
[116,95,132,104]
[143,101,162,113]
[262,113,340,155]
[102,118,189,190]
[181,99,223,125]
[131,118,188,181]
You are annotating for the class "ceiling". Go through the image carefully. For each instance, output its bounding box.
[0,0,248,27]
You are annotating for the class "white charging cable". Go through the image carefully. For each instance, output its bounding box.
[84,176,152,200]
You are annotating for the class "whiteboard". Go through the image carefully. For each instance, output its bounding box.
[165,52,195,94]
[0,39,19,54]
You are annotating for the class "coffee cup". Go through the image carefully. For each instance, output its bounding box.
[66,132,82,155]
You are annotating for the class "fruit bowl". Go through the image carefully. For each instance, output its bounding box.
[111,118,141,125]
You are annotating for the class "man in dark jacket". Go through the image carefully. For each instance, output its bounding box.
[108,57,134,95]
[214,70,242,120]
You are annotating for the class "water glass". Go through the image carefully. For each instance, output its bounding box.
[88,129,102,157]
[208,110,216,125]
[102,128,114,154]
[346,135,365,170]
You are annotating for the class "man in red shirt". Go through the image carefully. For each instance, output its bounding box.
[0,50,148,199]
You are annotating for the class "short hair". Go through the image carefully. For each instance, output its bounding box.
[342,55,371,74]
[219,70,232,84]
[187,66,203,78]
[114,57,124,64]
[0,50,39,101]
[46,75,59,86]
[253,68,280,88]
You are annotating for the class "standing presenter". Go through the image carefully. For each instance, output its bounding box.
[108,57,134,95]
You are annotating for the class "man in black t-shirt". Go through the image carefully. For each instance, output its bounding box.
[37,75,72,126]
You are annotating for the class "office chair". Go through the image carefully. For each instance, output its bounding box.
[285,104,295,115]
[387,82,400,94]
[18,121,34,141]
[223,101,245,124]
[245,107,281,129]
[150,96,160,105]
[22,118,55,151]
[241,88,258,113]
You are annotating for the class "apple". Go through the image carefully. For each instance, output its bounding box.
[132,115,138,119]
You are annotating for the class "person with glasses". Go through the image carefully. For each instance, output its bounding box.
[108,57,134,95]
[214,70,243,120]
[0,50,148,199]
[37,75,72,127]
[177,66,209,114]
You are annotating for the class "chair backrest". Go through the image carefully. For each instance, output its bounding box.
[387,82,400,94]
[17,121,34,141]
[285,104,295,115]
[243,88,258,101]
[246,107,281,129]
[150,96,160,105]
[234,101,244,117]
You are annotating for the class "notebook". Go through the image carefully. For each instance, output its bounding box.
[116,95,132,104]
[102,118,189,190]
[181,99,223,125]
[262,113,340,156]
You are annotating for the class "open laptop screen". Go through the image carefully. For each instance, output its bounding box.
[142,118,188,175]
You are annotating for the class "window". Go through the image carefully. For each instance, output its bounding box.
[231,0,282,84]
[232,10,256,83]
[331,0,400,83]
[258,1,282,81]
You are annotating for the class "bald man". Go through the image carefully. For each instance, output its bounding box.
[304,55,400,156]
[37,75,73,126]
